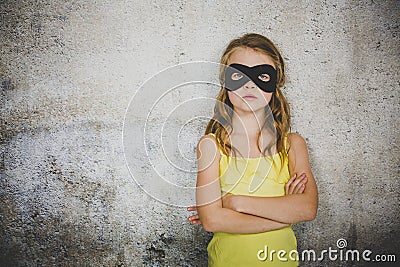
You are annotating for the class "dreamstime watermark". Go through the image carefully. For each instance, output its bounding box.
[257,238,397,263]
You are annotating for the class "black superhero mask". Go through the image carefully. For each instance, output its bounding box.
[224,63,277,93]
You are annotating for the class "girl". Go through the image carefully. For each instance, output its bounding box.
[187,33,318,266]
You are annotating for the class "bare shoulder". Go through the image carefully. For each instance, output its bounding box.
[196,133,221,177]
[287,132,308,153]
[196,133,220,161]
[197,133,218,149]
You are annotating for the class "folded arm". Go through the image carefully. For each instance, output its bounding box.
[195,135,290,233]
[227,133,318,224]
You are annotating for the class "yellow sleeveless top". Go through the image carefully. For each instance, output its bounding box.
[206,133,298,267]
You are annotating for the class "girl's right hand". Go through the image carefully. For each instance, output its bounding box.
[285,172,308,195]
[187,206,201,225]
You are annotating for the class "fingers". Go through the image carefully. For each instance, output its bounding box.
[187,206,197,211]
[289,173,307,194]
[298,184,306,193]
[187,206,201,225]
[188,214,201,225]
[294,174,307,193]
[285,173,297,194]
[188,214,199,221]
[293,177,306,194]
[286,173,308,195]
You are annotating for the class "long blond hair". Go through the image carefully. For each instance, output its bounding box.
[205,33,292,168]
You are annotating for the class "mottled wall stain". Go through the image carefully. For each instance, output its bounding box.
[1,0,399,266]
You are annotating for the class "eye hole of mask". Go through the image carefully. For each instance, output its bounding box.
[231,72,243,81]
[258,74,270,82]
[231,73,270,82]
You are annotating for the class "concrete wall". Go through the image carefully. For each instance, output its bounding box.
[1,0,399,266]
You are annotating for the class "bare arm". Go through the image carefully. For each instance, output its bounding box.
[226,133,318,224]
[195,134,290,233]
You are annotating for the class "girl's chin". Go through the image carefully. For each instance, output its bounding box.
[234,105,268,113]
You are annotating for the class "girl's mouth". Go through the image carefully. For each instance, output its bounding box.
[243,94,257,100]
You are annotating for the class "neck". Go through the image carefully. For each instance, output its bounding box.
[231,109,266,135]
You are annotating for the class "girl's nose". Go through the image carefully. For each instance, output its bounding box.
[244,80,256,89]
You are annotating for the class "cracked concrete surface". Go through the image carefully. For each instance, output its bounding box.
[1,0,399,266]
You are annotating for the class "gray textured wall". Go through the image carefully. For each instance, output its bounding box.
[1,0,399,266]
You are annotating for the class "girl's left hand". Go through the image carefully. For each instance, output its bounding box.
[285,172,308,195]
